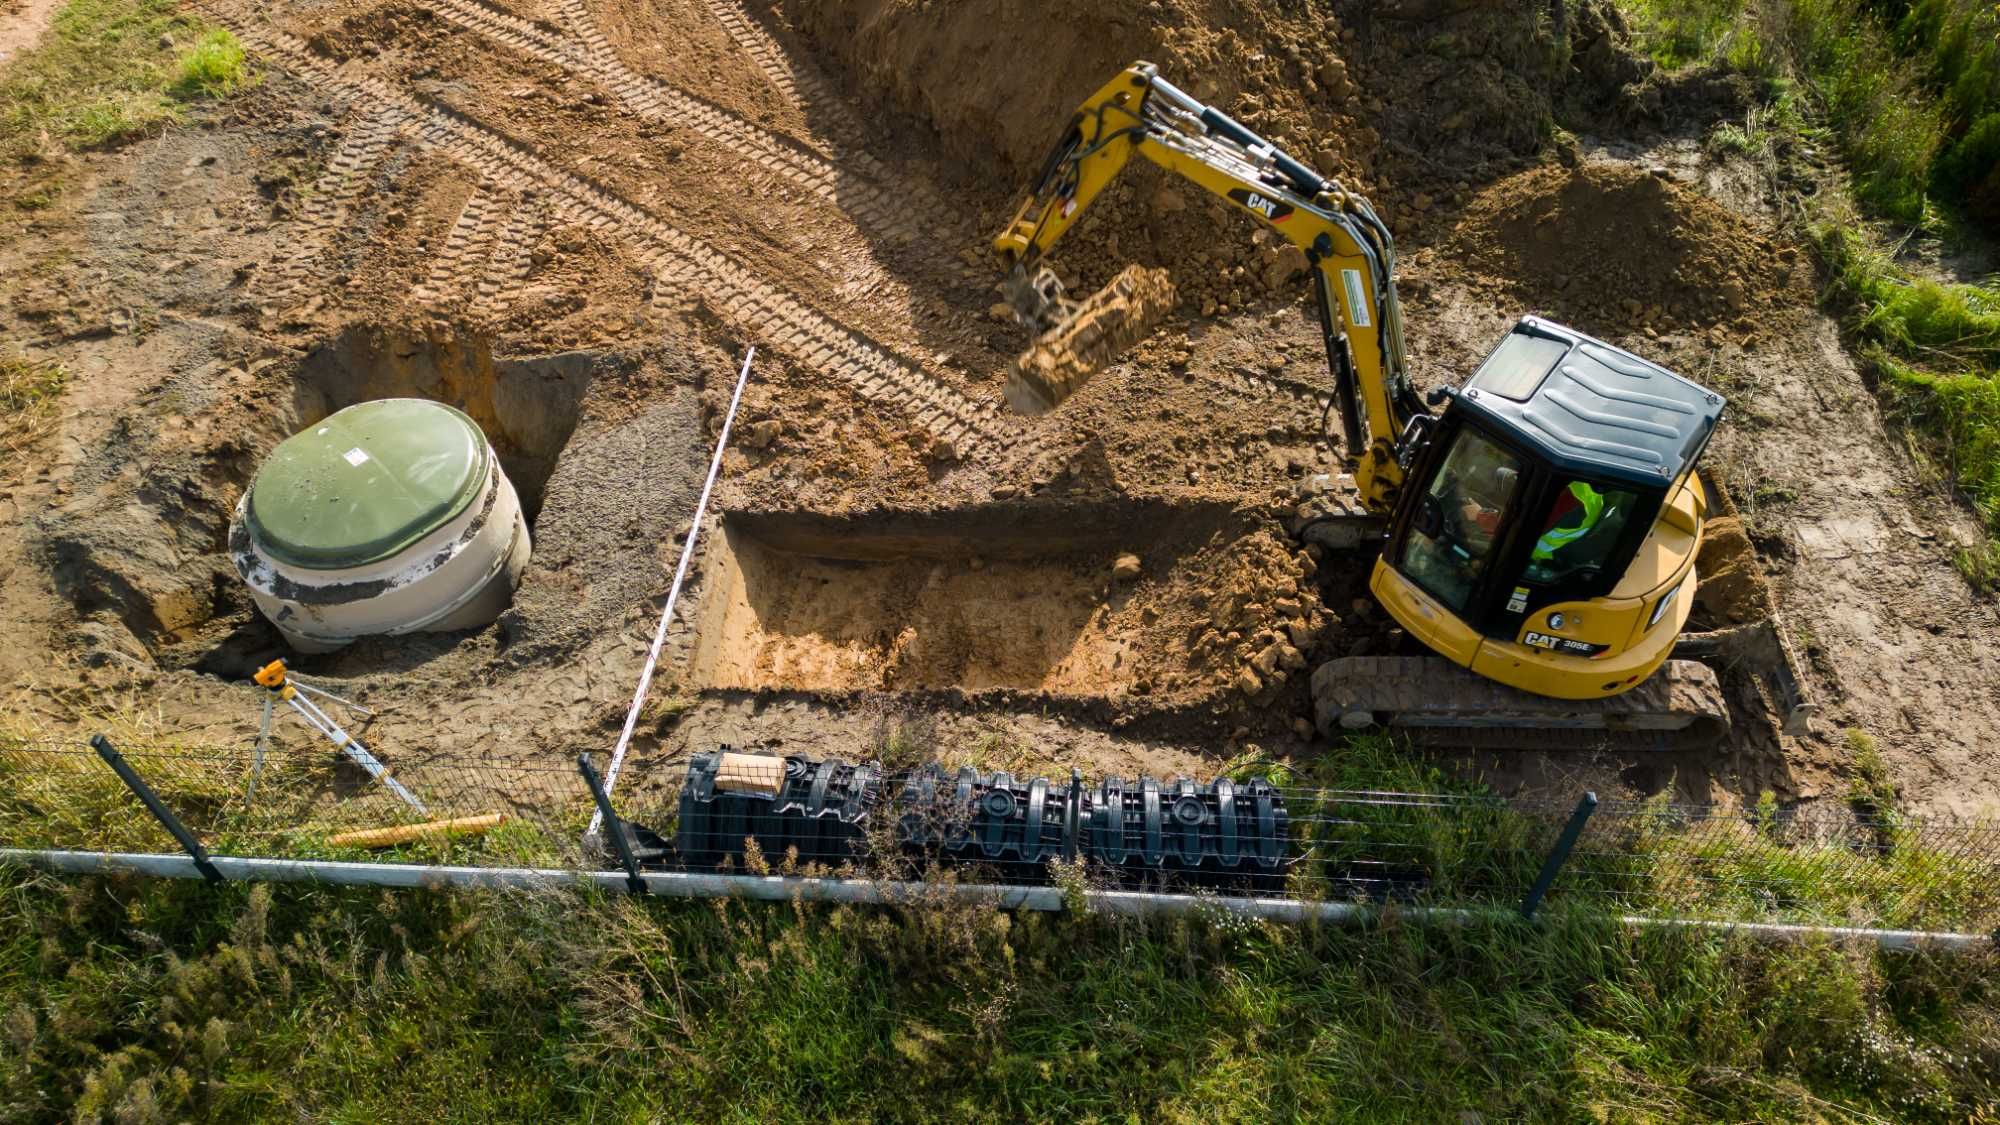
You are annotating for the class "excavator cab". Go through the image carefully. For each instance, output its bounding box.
[1372,318,1725,700]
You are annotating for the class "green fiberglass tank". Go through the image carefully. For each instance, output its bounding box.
[230,399,531,652]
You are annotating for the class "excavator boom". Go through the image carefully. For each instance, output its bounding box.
[992,63,1420,507]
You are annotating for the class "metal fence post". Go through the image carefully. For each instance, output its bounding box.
[578,753,647,895]
[90,735,224,885]
[1521,791,1597,920]
[1064,768,1081,864]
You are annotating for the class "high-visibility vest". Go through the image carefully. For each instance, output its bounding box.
[1533,482,1605,561]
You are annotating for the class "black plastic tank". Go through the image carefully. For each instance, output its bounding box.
[674,749,883,869]
[897,765,1083,875]
[1086,774,1289,889]
[669,751,1289,890]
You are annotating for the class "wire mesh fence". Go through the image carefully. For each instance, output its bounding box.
[3,735,1997,934]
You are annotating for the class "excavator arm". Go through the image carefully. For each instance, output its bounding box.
[992,62,1424,506]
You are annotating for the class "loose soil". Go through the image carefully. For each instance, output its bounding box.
[2,0,1996,822]
[0,0,60,66]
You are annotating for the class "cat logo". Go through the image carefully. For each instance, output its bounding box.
[1522,631,1609,657]
[1227,187,1293,223]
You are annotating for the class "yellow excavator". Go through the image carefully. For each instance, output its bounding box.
[992,63,1765,750]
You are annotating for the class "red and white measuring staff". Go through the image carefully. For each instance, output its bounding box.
[587,346,756,838]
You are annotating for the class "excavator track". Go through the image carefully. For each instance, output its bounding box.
[1310,656,1730,752]
[1005,265,1177,414]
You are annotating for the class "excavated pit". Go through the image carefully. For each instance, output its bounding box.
[293,324,599,523]
[73,323,638,673]
[687,501,1318,707]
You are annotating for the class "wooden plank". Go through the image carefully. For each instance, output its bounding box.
[328,813,507,849]
[714,752,784,795]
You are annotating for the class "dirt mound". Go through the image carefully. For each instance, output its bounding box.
[1694,514,1768,625]
[1172,526,1324,703]
[774,0,1382,314]
[780,0,1649,185]
[34,350,298,670]
[1441,163,1796,335]
[777,1,1365,181]
[774,0,1663,331]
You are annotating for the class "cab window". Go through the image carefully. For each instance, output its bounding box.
[1398,427,1523,613]
[1523,479,1639,589]
[1469,331,1568,402]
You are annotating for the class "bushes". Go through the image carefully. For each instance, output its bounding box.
[1934,112,2000,226]
[1632,0,1998,233]
[1785,0,1950,223]
[1620,0,1751,70]
[1786,0,1999,229]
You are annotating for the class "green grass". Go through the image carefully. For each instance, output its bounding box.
[1811,217,2000,565]
[0,352,68,455]
[1621,0,1748,70]
[1817,222,2000,370]
[0,352,65,413]
[0,0,249,166]
[0,870,1994,1122]
[5,726,1999,1119]
[1624,0,1999,232]
[1636,0,2000,590]
[1879,357,2000,517]
[170,30,248,100]
[1785,0,1951,224]
[1951,538,2000,595]
[1845,729,1897,814]
[1793,0,1998,228]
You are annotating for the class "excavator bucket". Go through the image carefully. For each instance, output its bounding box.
[1004,265,1177,414]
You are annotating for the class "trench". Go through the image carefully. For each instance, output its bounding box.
[687,501,1250,699]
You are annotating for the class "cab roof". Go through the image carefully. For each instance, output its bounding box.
[1454,317,1725,490]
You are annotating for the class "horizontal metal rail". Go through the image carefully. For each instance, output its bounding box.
[4,849,1990,952]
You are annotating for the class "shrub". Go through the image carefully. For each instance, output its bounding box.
[1933,112,2000,226]
[172,29,247,99]
[1880,358,2000,526]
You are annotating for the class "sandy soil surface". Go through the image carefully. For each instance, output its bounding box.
[3,0,1996,820]
[0,0,61,66]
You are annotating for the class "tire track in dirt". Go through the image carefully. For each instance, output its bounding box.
[265,112,403,307]
[211,10,1027,463]
[1194,365,1334,434]
[422,0,969,308]
[575,0,954,230]
[474,197,547,318]
[412,184,503,307]
[420,0,945,247]
[698,0,869,158]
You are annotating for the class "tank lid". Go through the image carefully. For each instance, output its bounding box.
[245,399,492,570]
